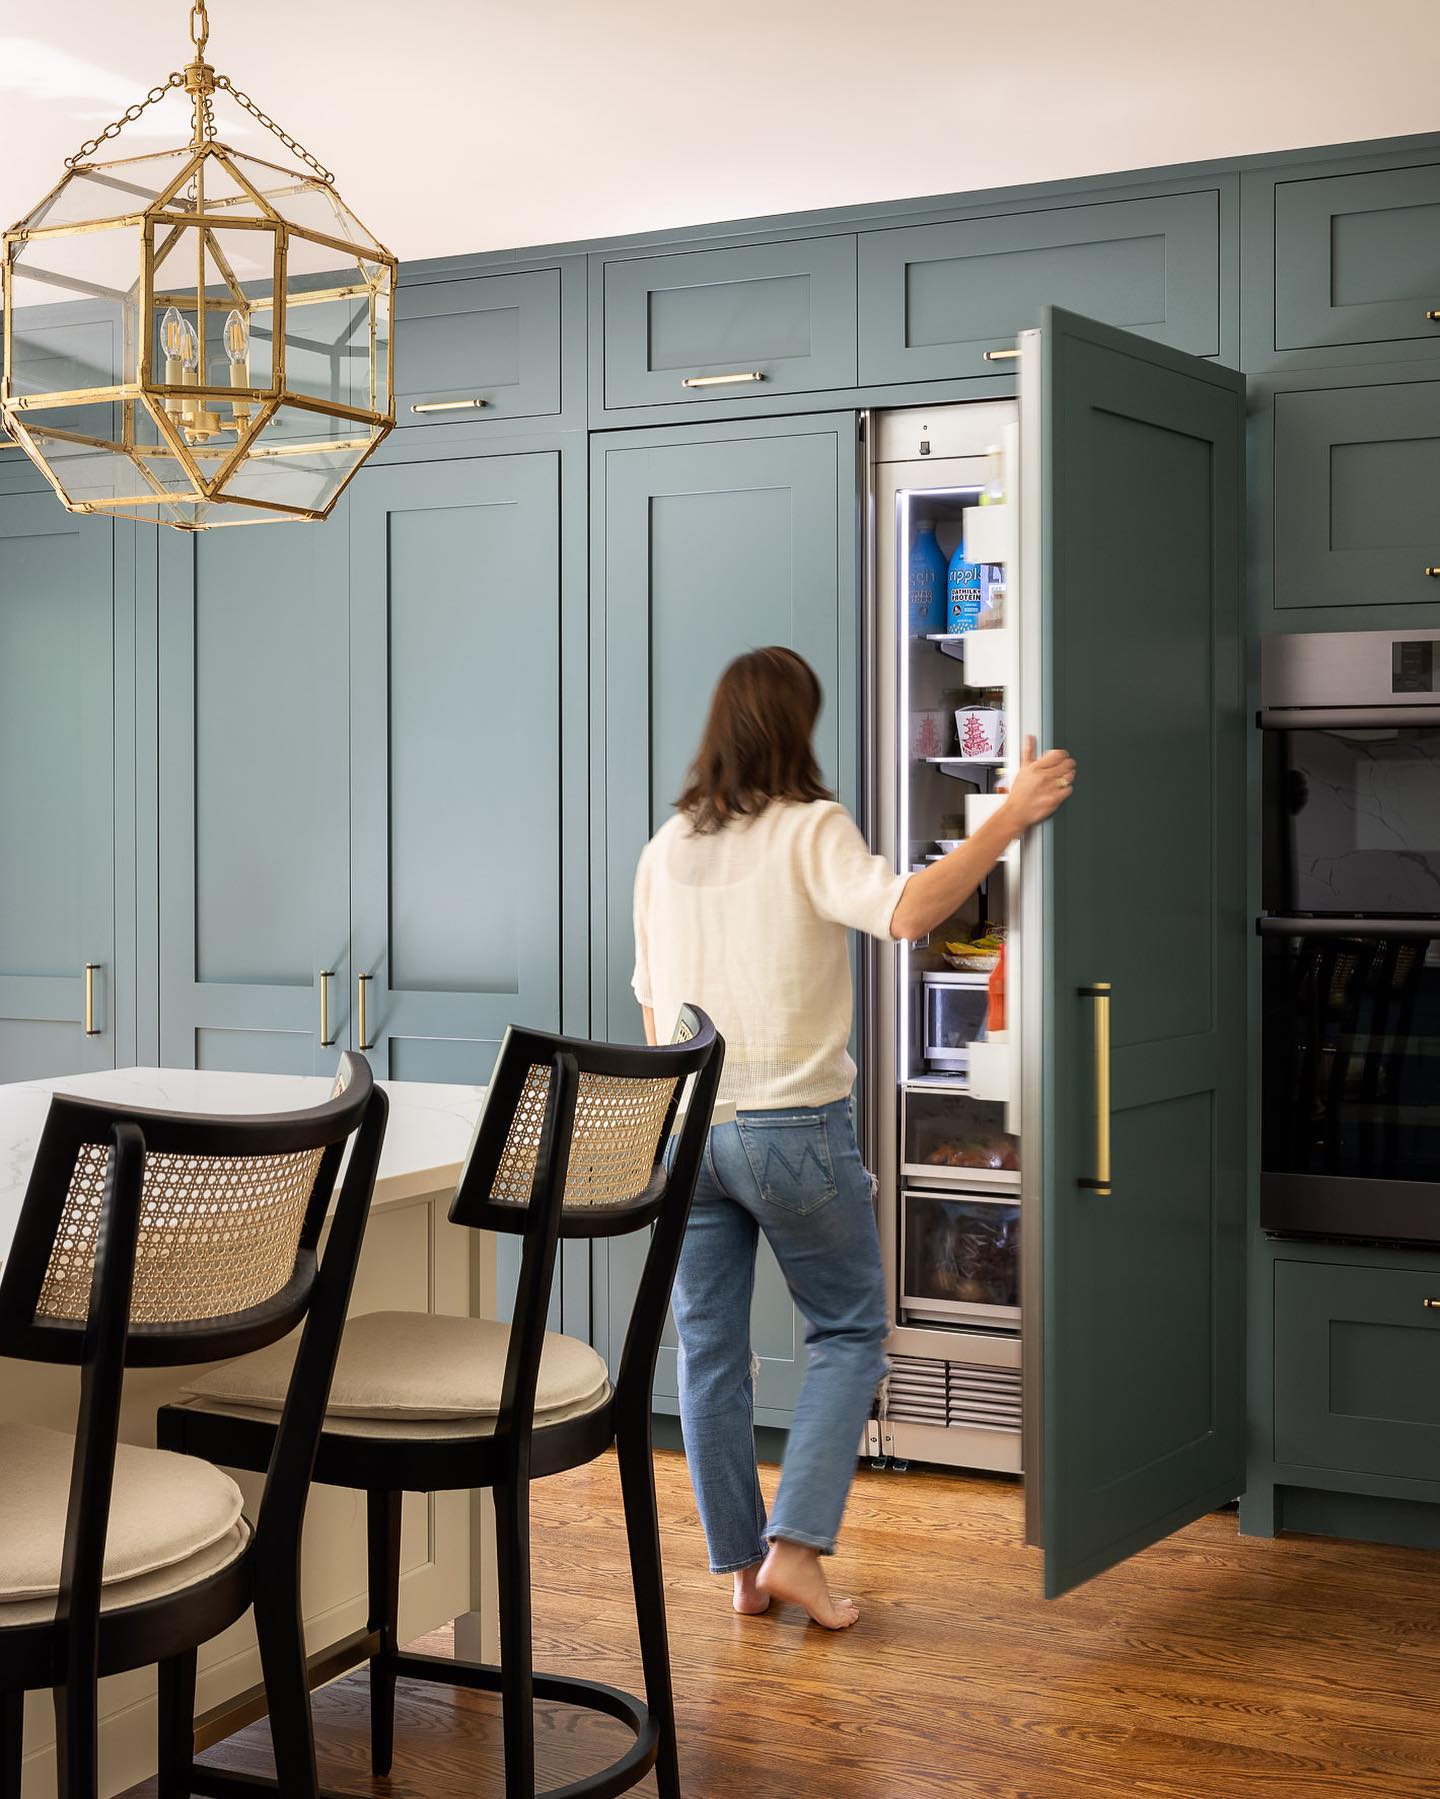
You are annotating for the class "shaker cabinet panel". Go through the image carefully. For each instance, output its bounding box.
[158,520,351,1075]
[1275,1261,1440,1481]
[394,269,562,428]
[600,237,857,410]
[349,453,563,1085]
[0,496,117,1080]
[1271,373,1440,611]
[1274,163,1440,355]
[858,191,1221,384]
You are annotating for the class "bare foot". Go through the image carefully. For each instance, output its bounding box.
[732,1565,770,1615]
[757,1539,859,1630]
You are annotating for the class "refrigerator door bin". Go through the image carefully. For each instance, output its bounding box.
[901,1188,1021,1327]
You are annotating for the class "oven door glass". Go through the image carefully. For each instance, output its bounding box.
[1262,929,1440,1224]
[1263,723,1440,917]
[901,1189,1020,1327]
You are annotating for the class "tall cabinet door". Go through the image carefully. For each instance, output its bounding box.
[158,521,350,1075]
[593,415,859,1422]
[1017,308,1247,1597]
[348,454,563,1085]
[0,496,117,1079]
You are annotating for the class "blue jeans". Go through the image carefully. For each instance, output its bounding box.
[670,1098,889,1574]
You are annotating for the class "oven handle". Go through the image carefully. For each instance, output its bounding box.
[1258,706,1440,729]
[1258,915,1440,939]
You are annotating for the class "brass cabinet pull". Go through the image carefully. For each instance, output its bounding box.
[356,973,371,1051]
[1078,983,1112,1194]
[1427,310,1440,321]
[984,347,1021,361]
[410,398,487,413]
[83,963,101,1037]
[680,371,764,388]
[1424,1298,1440,1309]
[318,969,335,1048]
[1426,567,1440,578]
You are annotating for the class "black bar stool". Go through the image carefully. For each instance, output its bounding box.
[162,1006,723,1798]
[0,1054,387,1799]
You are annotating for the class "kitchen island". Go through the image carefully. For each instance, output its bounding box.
[0,1067,494,1799]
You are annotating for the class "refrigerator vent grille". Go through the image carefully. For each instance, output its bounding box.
[887,1354,1021,1431]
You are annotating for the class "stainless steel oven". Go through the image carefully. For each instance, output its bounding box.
[1259,629,1440,1245]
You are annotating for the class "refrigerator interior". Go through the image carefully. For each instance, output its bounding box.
[867,402,1025,1475]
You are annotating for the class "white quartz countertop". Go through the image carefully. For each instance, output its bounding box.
[0,1066,486,1269]
[0,1065,733,1268]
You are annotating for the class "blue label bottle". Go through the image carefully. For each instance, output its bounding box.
[947,544,983,634]
[909,522,947,635]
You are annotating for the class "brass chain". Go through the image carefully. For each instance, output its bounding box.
[63,73,186,169]
[212,75,335,185]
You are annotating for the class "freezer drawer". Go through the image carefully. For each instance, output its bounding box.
[901,1188,1020,1327]
[902,1088,1019,1190]
[600,237,857,409]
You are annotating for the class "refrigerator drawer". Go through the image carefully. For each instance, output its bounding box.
[902,1089,1019,1189]
[901,1188,1020,1327]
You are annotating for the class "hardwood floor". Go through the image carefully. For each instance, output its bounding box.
[124,1449,1440,1798]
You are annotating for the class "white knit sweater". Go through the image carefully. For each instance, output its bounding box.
[631,799,910,1110]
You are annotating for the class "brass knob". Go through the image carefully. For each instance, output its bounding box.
[1424,1297,1440,1310]
[1426,567,1440,579]
[1428,310,1440,321]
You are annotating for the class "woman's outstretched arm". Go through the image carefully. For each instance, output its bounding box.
[888,737,1075,942]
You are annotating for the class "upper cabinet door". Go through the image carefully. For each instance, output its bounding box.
[1274,162,1440,355]
[600,238,858,411]
[349,453,563,1084]
[158,521,350,1076]
[859,191,1222,385]
[0,496,116,1080]
[1018,309,1247,1598]
[593,413,858,1041]
[394,270,563,428]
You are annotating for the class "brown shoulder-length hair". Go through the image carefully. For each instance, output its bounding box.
[677,645,832,834]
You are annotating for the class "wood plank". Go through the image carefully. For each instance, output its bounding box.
[122,1449,1440,1798]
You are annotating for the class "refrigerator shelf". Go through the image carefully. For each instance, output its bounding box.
[923,755,1004,777]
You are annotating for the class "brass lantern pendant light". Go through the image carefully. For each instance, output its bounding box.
[0,0,397,529]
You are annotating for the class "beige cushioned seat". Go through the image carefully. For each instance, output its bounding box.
[0,1423,248,1624]
[182,1310,612,1438]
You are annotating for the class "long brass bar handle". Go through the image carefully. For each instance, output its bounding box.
[356,974,371,1051]
[681,371,764,388]
[318,969,335,1048]
[84,963,101,1037]
[410,398,487,413]
[984,347,1021,361]
[1078,983,1112,1194]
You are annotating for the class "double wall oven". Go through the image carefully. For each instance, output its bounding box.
[1259,629,1440,1246]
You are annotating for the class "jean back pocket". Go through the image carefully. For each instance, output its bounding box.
[736,1113,838,1215]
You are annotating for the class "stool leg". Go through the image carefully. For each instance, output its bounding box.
[494,1476,535,1799]
[53,1673,99,1799]
[366,1489,403,1777]
[254,1566,319,1797]
[157,1649,196,1799]
[618,1425,681,1799]
[1,1691,22,1799]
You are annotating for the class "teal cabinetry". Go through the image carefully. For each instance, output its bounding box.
[394,269,563,429]
[0,495,123,1079]
[1274,1260,1440,1486]
[598,237,858,412]
[1273,162,1440,357]
[1252,363,1440,626]
[158,449,572,1086]
[157,519,350,1074]
[858,189,1223,384]
[349,452,564,1084]
[590,413,858,1422]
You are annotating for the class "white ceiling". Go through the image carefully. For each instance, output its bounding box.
[2,0,1435,262]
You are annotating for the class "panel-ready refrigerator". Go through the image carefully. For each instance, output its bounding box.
[856,310,1251,1594]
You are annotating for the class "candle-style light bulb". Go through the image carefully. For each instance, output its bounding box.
[178,318,206,440]
[223,308,250,424]
[160,306,187,419]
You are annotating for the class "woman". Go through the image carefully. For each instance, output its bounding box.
[632,646,1074,1630]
